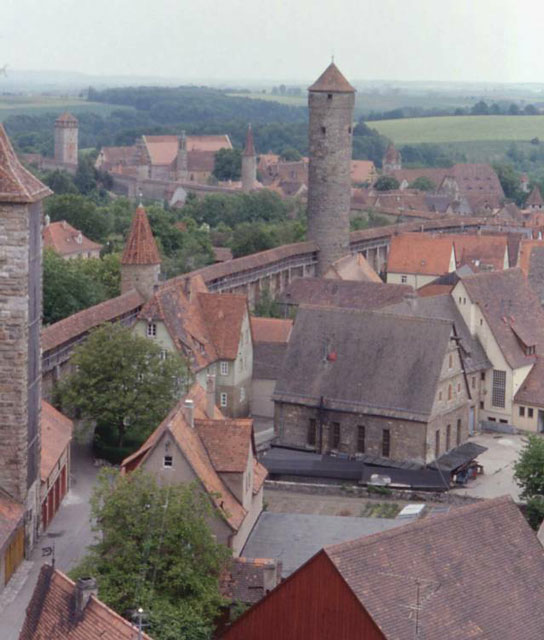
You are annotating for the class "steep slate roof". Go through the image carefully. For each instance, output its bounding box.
[121,205,160,265]
[308,63,355,93]
[325,496,544,640]
[0,124,52,203]
[43,221,102,257]
[19,565,152,640]
[383,294,490,374]
[41,401,73,483]
[461,268,544,369]
[279,278,411,310]
[274,306,453,421]
[42,289,144,351]
[250,317,292,344]
[253,342,288,380]
[387,233,455,276]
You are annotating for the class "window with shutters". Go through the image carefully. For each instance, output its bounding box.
[492,370,506,408]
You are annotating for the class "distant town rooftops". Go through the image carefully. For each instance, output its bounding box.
[43,220,102,257]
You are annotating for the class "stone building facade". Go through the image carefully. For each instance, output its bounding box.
[0,125,52,557]
[54,112,78,167]
[307,63,355,276]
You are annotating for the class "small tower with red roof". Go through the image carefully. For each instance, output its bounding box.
[241,124,257,192]
[54,112,78,167]
[526,185,544,211]
[121,204,161,300]
[382,143,401,174]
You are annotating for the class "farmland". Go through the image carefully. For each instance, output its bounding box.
[0,96,134,121]
[370,115,544,144]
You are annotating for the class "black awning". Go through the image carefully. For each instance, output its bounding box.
[429,442,487,473]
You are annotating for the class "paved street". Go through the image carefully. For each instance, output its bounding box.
[0,441,98,640]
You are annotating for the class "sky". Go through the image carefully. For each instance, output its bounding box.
[2,0,543,84]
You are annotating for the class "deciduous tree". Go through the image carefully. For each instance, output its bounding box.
[514,435,544,529]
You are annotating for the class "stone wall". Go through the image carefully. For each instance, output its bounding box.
[120,263,160,301]
[307,89,354,276]
[275,402,429,465]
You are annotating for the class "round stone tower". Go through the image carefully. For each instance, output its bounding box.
[54,112,78,167]
[307,63,355,276]
[241,124,257,192]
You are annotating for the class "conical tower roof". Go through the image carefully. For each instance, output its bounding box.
[526,185,543,207]
[55,112,78,124]
[122,204,161,265]
[243,124,256,157]
[0,124,52,203]
[308,62,355,93]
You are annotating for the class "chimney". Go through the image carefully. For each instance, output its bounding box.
[206,375,216,417]
[262,560,281,594]
[184,398,194,428]
[75,577,97,614]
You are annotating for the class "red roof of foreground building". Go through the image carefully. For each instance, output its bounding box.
[0,125,52,203]
[309,62,355,93]
[121,205,160,265]
[250,317,293,344]
[19,565,152,640]
[387,233,455,276]
[43,220,102,257]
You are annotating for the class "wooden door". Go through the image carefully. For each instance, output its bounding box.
[4,526,24,585]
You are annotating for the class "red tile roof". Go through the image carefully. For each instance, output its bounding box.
[0,125,52,203]
[19,565,152,640]
[43,221,102,257]
[448,233,508,271]
[213,246,233,262]
[526,185,543,207]
[250,317,293,344]
[324,253,382,283]
[41,401,73,483]
[518,239,544,275]
[309,62,355,93]
[387,233,455,276]
[350,160,376,184]
[42,289,144,352]
[121,205,160,265]
[55,112,78,124]
[0,492,23,552]
[243,124,255,157]
[197,419,253,473]
[197,292,248,361]
[325,496,544,640]
[143,134,232,166]
[383,143,401,164]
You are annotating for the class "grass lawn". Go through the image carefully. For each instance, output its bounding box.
[0,96,134,121]
[370,115,544,144]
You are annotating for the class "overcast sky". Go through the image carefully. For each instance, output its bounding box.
[3,0,542,83]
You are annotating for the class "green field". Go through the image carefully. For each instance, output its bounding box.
[0,96,134,121]
[370,115,544,144]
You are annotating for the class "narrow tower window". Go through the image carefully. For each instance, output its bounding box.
[321,126,326,135]
[327,93,333,100]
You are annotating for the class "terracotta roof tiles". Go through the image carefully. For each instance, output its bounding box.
[250,317,293,344]
[42,289,144,352]
[197,419,253,473]
[19,565,152,640]
[526,185,543,207]
[308,62,355,93]
[243,124,256,157]
[55,112,78,124]
[387,233,455,276]
[43,221,102,257]
[41,401,73,483]
[121,205,160,265]
[197,292,248,361]
[0,124,52,203]
[325,496,544,640]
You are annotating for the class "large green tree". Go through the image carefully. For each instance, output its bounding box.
[71,468,230,640]
[45,194,112,242]
[43,249,109,324]
[514,435,544,529]
[374,175,400,191]
[59,323,190,452]
[213,148,242,181]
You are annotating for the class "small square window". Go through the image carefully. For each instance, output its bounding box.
[479,401,484,409]
[519,406,525,417]
[528,408,534,418]
[220,392,228,407]
[220,361,229,376]
[321,126,326,134]
[480,372,485,381]
[327,93,333,100]
[147,322,157,337]
[401,275,407,284]
[160,349,167,361]
[164,455,173,468]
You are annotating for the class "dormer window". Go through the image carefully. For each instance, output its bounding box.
[525,344,536,356]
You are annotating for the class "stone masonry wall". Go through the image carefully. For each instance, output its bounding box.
[241,154,257,192]
[275,402,429,465]
[121,263,160,301]
[307,90,354,276]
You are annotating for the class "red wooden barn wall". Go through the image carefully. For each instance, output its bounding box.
[220,551,386,640]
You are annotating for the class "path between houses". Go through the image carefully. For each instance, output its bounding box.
[0,441,99,640]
